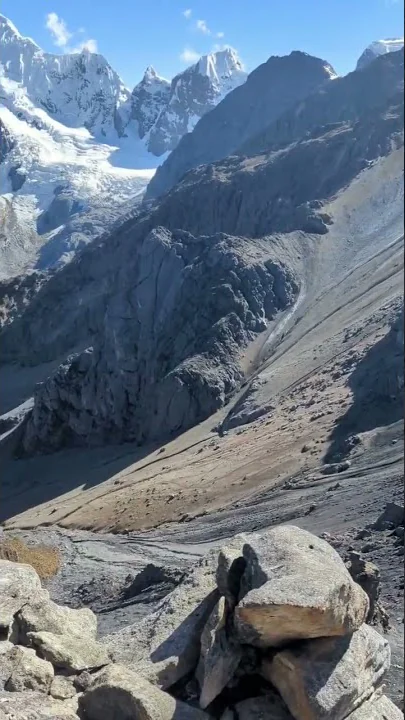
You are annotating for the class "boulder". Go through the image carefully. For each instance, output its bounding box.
[27,630,109,672]
[0,689,79,718]
[197,596,242,709]
[221,694,294,719]
[347,692,404,719]
[50,676,77,700]
[14,599,97,645]
[78,664,209,719]
[0,560,48,633]
[103,552,219,689]
[263,624,390,720]
[4,645,54,694]
[347,552,381,622]
[373,503,404,530]
[231,526,368,646]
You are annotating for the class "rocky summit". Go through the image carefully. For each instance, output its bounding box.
[0,526,402,719]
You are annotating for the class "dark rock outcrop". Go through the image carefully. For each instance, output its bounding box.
[146,51,337,199]
[20,228,298,453]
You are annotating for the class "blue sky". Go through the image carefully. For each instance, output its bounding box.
[2,0,404,87]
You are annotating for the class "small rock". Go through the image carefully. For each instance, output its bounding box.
[361,543,379,553]
[50,675,77,700]
[373,503,404,530]
[355,529,373,540]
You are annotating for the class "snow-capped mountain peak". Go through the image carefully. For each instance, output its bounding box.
[356,38,404,70]
[197,47,245,83]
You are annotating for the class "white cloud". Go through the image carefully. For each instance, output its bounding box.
[196,19,211,35]
[45,12,98,54]
[183,8,192,19]
[71,38,98,53]
[45,12,72,48]
[180,46,200,63]
[216,31,225,39]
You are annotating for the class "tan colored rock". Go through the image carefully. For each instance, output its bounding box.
[197,596,242,709]
[0,689,79,718]
[103,552,219,689]
[221,694,294,719]
[233,525,368,647]
[5,645,54,694]
[50,675,77,700]
[27,630,110,672]
[15,598,97,644]
[263,624,390,720]
[78,663,210,719]
[0,560,48,632]
[348,692,404,719]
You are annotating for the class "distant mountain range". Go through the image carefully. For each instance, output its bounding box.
[0,13,246,276]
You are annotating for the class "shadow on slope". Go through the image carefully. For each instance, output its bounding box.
[325,307,404,463]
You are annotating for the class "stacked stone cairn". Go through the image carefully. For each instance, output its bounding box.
[0,525,402,719]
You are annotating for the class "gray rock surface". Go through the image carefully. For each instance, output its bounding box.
[103,551,219,689]
[0,560,48,633]
[78,664,209,719]
[17,228,297,453]
[347,552,381,622]
[232,526,369,647]
[150,94,403,240]
[14,598,97,645]
[26,630,109,673]
[50,675,77,700]
[347,692,404,719]
[0,690,79,719]
[4,646,54,694]
[197,596,242,709]
[264,624,390,720]
[146,51,336,199]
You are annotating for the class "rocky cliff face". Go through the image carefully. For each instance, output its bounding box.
[20,228,298,453]
[145,51,337,200]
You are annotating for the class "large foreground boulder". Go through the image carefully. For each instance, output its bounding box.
[78,664,209,720]
[0,560,48,633]
[219,526,369,647]
[263,624,390,720]
[103,552,219,689]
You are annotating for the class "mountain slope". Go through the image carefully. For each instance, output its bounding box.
[356,38,404,70]
[146,51,337,200]
[1,50,402,455]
